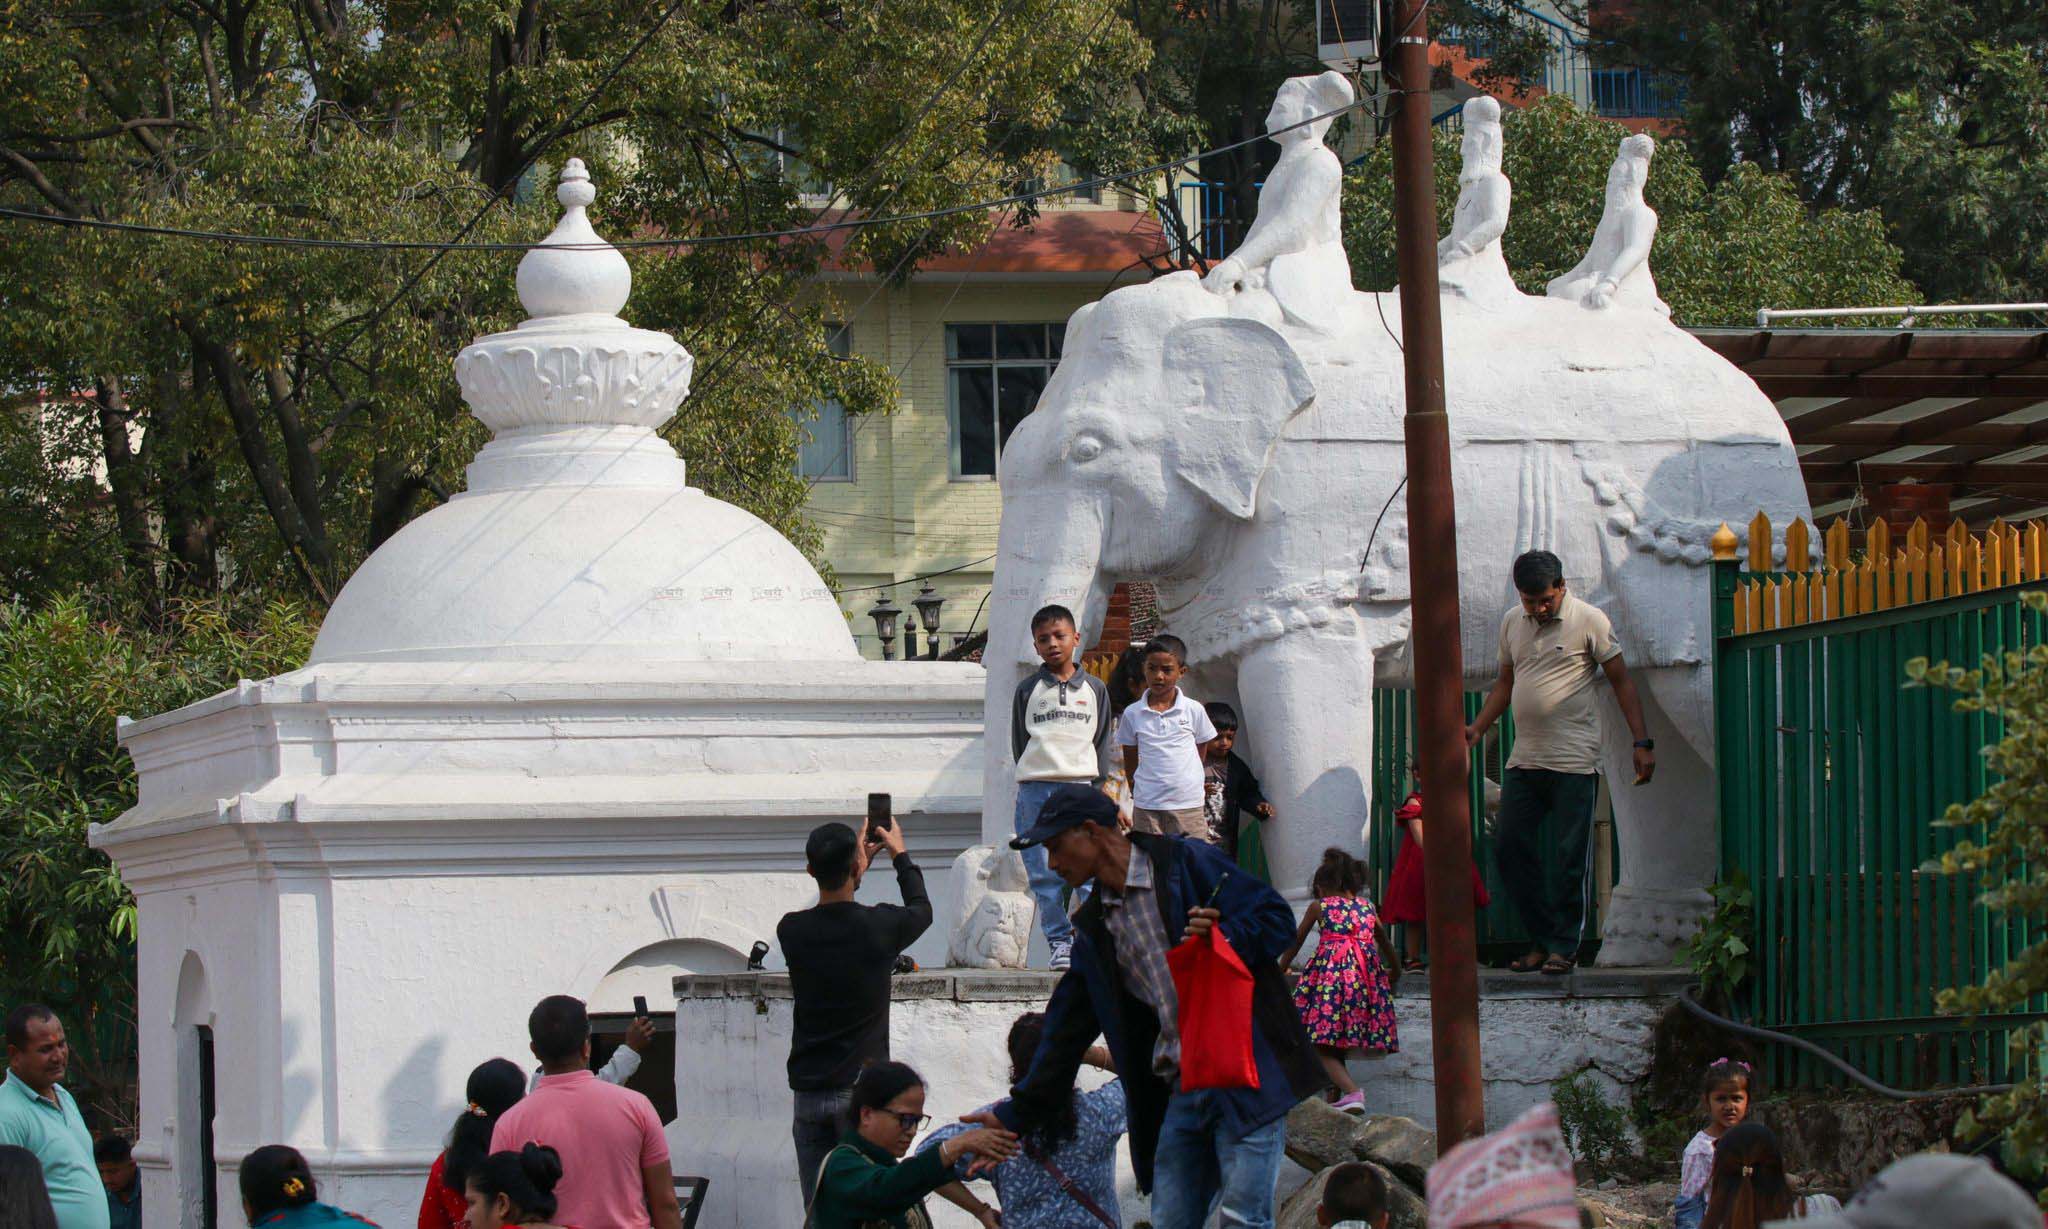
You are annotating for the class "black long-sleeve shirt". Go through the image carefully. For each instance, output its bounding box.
[778,853,933,1092]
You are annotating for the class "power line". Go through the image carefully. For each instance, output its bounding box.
[831,553,998,595]
[0,91,1391,255]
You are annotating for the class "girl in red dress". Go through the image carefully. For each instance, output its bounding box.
[419,1059,526,1229]
[1382,776,1491,971]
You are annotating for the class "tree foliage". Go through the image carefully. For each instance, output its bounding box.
[0,0,1145,605]
[1341,96,1919,326]
[0,595,317,1127]
[1907,598,2048,1186]
[1609,0,2048,305]
[1086,0,1572,266]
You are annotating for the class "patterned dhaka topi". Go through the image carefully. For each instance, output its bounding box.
[1426,1101,1579,1229]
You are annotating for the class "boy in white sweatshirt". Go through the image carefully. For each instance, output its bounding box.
[1009,603,1112,969]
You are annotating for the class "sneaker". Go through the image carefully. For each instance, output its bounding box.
[1048,941,1073,971]
[1332,1090,1367,1115]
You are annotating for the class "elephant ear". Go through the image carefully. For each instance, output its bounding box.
[1161,316,1316,520]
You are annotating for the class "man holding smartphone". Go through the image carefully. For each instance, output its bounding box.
[777,798,933,1211]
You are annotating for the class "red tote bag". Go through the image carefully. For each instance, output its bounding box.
[1166,925,1260,1091]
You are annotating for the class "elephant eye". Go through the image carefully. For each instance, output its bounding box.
[1071,435,1104,462]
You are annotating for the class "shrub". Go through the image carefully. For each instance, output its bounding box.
[0,595,315,1127]
[1906,591,2048,1186]
[1553,1069,1633,1179]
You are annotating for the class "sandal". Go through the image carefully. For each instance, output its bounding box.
[1402,957,1427,973]
[1508,950,1547,973]
[1540,953,1576,976]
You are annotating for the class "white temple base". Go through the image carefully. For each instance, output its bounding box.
[95,660,987,1229]
[673,971,1133,1229]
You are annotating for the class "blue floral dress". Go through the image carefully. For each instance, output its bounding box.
[1292,895,1399,1052]
[921,1081,1127,1228]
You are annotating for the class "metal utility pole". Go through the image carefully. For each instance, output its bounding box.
[1388,0,1486,1149]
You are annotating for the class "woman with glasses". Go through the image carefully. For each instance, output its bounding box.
[809,1062,1019,1229]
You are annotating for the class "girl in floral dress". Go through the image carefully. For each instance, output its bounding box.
[1280,847,1400,1113]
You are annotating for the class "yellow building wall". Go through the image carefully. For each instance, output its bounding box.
[804,280,1113,658]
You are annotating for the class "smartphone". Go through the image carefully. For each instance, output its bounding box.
[632,995,649,1018]
[866,792,893,835]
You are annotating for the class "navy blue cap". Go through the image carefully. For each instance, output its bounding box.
[1010,783,1118,848]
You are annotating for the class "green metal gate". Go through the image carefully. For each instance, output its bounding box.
[1713,554,2048,1090]
[1367,691,1619,960]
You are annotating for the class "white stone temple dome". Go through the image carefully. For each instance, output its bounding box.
[309,159,857,665]
[309,480,855,663]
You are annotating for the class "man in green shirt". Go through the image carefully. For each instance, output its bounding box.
[0,1004,111,1229]
[96,1135,141,1229]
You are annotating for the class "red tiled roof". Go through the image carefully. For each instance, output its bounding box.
[816,207,1172,277]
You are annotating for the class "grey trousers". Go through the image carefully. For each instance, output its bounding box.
[793,1086,853,1211]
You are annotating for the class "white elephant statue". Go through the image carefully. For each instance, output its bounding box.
[979,76,1811,965]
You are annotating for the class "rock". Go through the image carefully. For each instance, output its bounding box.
[1575,1182,1677,1228]
[1353,1114,1436,1191]
[1752,1095,1974,1188]
[1284,1098,1364,1173]
[1277,1162,1428,1229]
[1576,1193,1662,1228]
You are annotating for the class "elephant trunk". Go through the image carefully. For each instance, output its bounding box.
[979,496,1110,846]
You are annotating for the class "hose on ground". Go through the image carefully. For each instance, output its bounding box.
[1677,984,2015,1100]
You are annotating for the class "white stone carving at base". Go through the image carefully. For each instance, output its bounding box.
[1200,71,1357,335]
[1546,134,1668,315]
[1594,884,1715,968]
[945,845,1035,969]
[1437,96,1519,305]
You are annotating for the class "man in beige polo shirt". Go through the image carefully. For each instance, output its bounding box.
[1466,550,1655,974]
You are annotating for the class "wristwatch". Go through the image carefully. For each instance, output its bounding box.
[1632,738,1655,750]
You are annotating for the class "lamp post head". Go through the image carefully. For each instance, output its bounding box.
[866,595,902,658]
[911,582,945,635]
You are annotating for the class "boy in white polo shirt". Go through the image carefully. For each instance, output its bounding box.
[1115,634,1218,838]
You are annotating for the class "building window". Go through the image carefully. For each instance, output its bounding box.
[947,323,1065,479]
[793,325,853,481]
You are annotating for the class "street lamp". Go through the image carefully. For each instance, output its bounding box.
[866,595,902,661]
[911,583,946,661]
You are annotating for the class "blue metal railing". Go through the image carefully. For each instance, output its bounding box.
[1438,2,1685,120]
[1155,179,1263,263]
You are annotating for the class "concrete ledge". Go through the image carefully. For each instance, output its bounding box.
[1396,965,1692,1001]
[678,966,1690,1003]
[674,969,1063,1002]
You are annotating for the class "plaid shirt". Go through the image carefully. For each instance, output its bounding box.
[1100,850,1182,1078]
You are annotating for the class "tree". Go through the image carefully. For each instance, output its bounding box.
[1608,1,2048,305]
[1341,96,1919,326]
[0,594,318,1128]
[0,0,1146,606]
[1055,0,1571,266]
[1907,595,2048,1186]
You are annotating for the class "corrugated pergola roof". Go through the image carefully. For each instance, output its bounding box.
[1692,328,2048,527]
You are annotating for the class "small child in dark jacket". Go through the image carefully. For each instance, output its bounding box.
[1202,702,1275,873]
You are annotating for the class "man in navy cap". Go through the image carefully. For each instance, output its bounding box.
[962,784,1322,1229]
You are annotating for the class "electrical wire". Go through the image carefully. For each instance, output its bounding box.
[0,92,1393,255]
[831,553,997,596]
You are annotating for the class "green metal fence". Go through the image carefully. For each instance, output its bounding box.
[1713,557,2048,1090]
[1367,691,1618,960]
